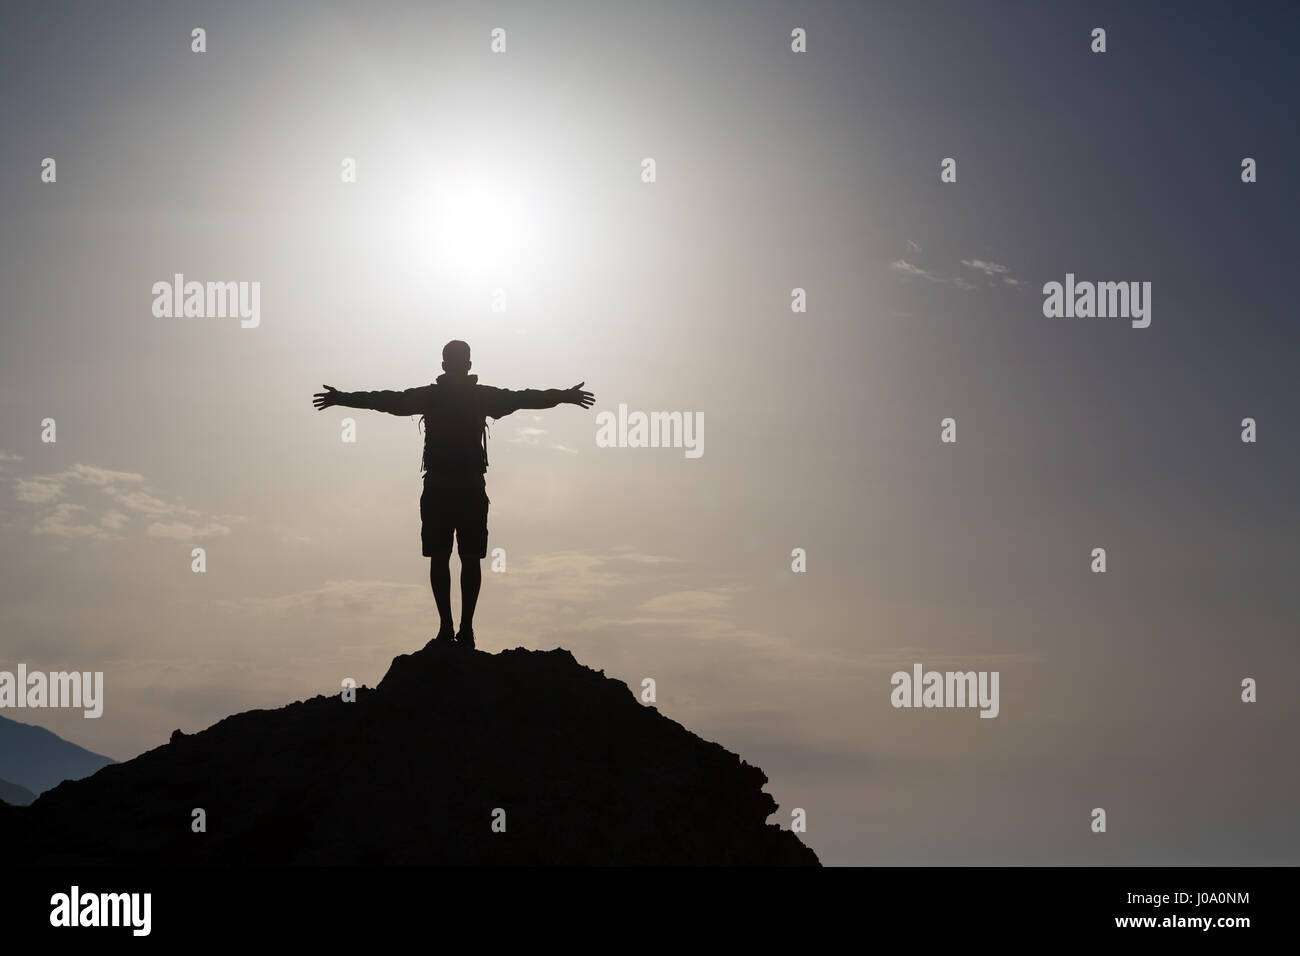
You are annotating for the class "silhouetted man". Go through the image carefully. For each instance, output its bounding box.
[313,340,594,648]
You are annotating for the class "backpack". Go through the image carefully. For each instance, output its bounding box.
[419,381,489,477]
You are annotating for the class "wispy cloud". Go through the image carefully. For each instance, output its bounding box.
[32,503,103,538]
[890,253,1021,290]
[888,260,946,283]
[15,479,65,504]
[961,258,1020,286]
[511,427,579,454]
[510,426,548,445]
[637,588,735,615]
[493,550,778,652]
[960,258,1009,277]
[9,462,236,540]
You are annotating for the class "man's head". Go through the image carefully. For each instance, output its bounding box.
[442,340,472,375]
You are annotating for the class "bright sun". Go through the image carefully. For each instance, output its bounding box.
[369,166,550,292]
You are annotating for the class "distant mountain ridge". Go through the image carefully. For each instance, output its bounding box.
[0,714,116,796]
[0,777,36,806]
[2,640,819,865]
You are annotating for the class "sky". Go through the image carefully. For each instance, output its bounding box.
[1,0,1297,865]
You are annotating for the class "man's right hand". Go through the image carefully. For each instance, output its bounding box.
[565,382,595,409]
[313,385,342,410]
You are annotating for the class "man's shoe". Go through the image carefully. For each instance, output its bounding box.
[434,623,456,643]
[455,627,475,649]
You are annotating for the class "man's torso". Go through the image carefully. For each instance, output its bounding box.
[418,377,495,487]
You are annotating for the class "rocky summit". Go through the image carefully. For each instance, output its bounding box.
[3,640,819,865]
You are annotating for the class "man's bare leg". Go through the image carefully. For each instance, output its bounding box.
[457,558,481,647]
[430,557,455,640]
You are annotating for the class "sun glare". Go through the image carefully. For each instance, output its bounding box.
[366,167,552,296]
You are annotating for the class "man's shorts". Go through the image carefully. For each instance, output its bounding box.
[420,484,490,559]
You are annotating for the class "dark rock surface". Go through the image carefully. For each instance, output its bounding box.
[6,641,819,865]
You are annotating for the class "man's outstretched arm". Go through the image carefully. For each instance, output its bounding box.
[485,382,595,418]
[312,384,427,416]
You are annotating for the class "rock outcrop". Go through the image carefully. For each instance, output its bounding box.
[7,641,819,865]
